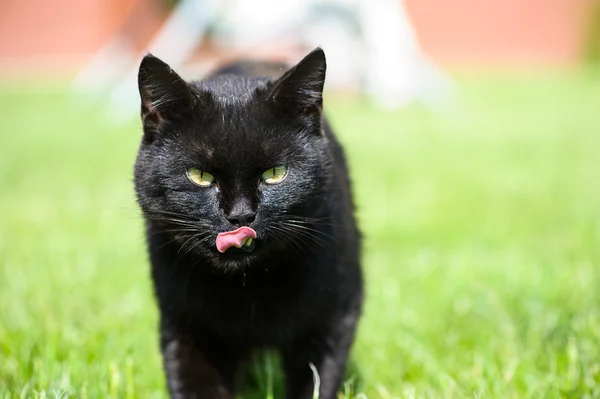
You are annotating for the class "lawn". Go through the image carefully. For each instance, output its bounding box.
[1,71,600,398]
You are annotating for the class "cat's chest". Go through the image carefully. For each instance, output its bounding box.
[161,263,337,343]
[190,268,319,319]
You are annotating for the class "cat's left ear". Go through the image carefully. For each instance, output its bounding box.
[138,54,195,131]
[268,48,326,121]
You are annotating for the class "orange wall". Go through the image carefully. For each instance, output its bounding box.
[0,0,126,57]
[0,0,163,71]
[405,0,593,66]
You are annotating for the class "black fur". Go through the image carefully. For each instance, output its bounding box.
[134,48,363,399]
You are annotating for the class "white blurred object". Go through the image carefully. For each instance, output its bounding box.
[72,0,452,119]
[355,0,451,108]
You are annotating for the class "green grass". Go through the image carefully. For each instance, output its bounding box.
[1,70,600,398]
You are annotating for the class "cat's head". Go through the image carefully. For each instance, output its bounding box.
[134,48,332,269]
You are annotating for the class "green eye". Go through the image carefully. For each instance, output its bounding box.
[186,168,215,187]
[261,166,288,184]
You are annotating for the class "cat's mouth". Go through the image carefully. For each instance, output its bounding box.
[216,226,257,253]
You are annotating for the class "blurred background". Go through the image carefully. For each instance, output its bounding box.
[2,0,600,398]
[1,0,598,71]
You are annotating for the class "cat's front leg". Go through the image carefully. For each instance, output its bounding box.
[282,308,361,399]
[160,326,239,399]
[281,335,349,399]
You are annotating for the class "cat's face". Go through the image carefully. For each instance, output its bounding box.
[134,49,331,268]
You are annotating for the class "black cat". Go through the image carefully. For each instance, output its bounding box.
[134,48,363,399]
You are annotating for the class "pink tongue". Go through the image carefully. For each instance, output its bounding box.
[216,226,257,253]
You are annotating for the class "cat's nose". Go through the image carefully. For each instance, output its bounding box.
[226,199,256,226]
[227,211,255,226]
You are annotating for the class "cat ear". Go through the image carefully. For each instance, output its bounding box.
[268,48,326,117]
[138,54,195,130]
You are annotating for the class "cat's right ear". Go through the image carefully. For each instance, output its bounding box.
[138,54,195,136]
